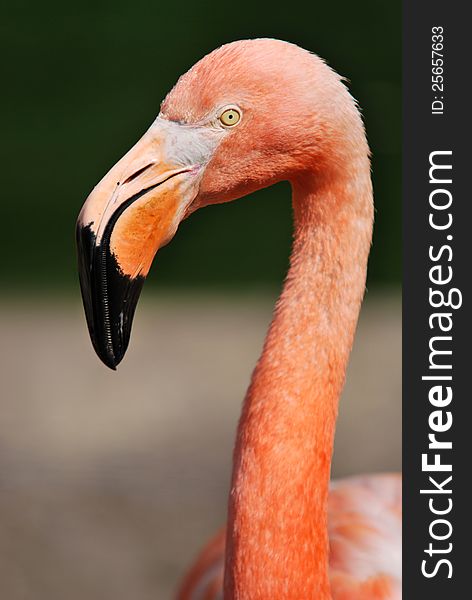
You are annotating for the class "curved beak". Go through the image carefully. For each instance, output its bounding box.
[76,118,214,369]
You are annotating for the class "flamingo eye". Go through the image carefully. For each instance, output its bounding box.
[219,107,241,127]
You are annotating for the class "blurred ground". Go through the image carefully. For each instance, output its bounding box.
[0,293,400,599]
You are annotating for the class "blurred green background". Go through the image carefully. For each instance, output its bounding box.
[2,0,400,293]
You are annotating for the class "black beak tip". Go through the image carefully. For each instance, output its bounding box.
[93,334,128,371]
[92,340,119,371]
[76,222,145,371]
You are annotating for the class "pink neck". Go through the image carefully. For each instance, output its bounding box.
[224,163,373,599]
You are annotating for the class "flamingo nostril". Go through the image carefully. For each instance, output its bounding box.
[122,162,155,185]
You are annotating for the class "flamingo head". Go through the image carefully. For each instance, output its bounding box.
[76,38,357,369]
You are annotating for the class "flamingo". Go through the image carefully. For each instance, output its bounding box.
[76,39,401,599]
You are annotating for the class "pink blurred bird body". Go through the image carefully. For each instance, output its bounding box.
[178,474,401,600]
[77,39,401,600]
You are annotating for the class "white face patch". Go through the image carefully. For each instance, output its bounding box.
[154,116,225,169]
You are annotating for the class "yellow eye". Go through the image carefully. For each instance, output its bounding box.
[219,108,241,127]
